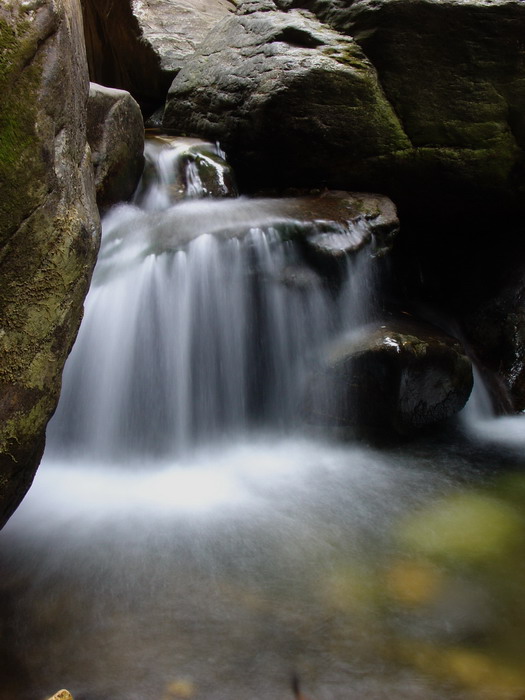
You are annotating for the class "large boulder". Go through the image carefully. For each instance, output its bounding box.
[0,0,100,527]
[87,83,145,210]
[162,3,411,191]
[163,0,525,218]
[303,318,473,435]
[81,0,233,115]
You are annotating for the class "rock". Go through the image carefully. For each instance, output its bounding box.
[163,0,525,218]
[87,83,145,210]
[303,318,473,435]
[133,136,238,208]
[103,190,398,271]
[162,6,411,192]
[47,691,74,700]
[463,277,525,413]
[132,0,234,75]
[0,0,100,528]
[82,0,233,115]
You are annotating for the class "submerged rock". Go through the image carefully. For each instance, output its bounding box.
[0,0,100,527]
[87,83,145,210]
[304,318,473,435]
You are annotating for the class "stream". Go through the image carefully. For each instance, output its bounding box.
[1,137,525,700]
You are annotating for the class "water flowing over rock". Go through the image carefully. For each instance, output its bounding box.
[304,318,473,435]
[87,83,145,210]
[81,0,233,115]
[47,138,404,459]
[0,0,100,528]
[134,135,238,204]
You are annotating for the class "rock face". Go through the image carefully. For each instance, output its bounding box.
[87,83,145,210]
[162,3,410,191]
[82,0,233,115]
[0,0,100,528]
[163,0,525,215]
[304,318,473,435]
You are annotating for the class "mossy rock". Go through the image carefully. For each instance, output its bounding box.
[0,0,100,527]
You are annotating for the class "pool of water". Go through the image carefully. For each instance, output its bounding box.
[1,423,525,700]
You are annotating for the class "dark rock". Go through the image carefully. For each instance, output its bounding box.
[163,0,525,221]
[463,278,525,413]
[162,7,410,191]
[0,0,100,527]
[87,83,145,210]
[304,318,473,435]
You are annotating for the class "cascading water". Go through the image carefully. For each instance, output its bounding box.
[48,137,379,459]
[3,137,525,700]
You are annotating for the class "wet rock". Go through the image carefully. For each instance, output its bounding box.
[163,0,525,220]
[133,136,237,207]
[162,6,410,192]
[179,144,238,199]
[106,190,397,269]
[81,0,233,115]
[47,691,74,700]
[87,83,145,210]
[304,318,473,435]
[0,0,100,528]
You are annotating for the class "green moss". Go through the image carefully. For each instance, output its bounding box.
[0,12,46,245]
[322,45,370,71]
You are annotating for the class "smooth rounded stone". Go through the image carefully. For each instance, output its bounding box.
[82,0,233,114]
[0,0,100,528]
[87,83,145,210]
[303,318,474,435]
[162,6,410,192]
[47,691,74,700]
[300,191,398,259]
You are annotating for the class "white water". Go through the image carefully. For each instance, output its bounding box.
[3,138,525,700]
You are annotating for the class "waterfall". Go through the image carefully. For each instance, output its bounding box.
[6,137,525,700]
[47,137,377,460]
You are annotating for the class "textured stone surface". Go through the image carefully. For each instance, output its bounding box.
[88,83,145,210]
[163,0,525,217]
[304,318,473,435]
[132,0,234,74]
[162,5,411,191]
[82,0,233,115]
[0,0,100,528]
[47,691,74,700]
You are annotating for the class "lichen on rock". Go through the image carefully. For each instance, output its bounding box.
[0,0,100,528]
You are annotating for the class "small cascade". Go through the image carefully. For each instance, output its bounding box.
[5,136,525,700]
[47,136,379,460]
